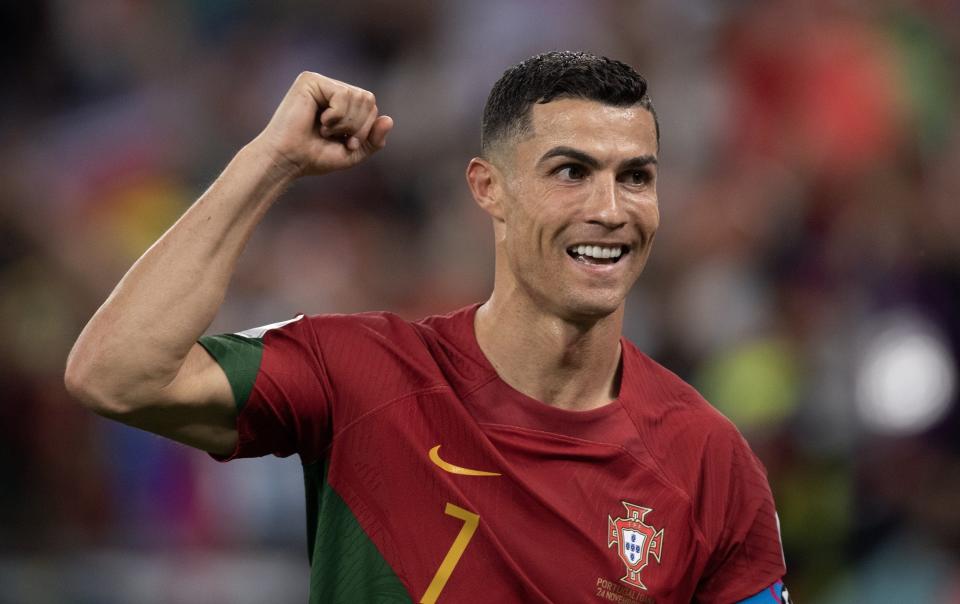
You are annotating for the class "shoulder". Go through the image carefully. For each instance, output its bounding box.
[300,309,422,342]
[294,306,484,395]
[620,340,744,445]
[619,340,766,495]
[292,310,435,380]
[299,304,476,349]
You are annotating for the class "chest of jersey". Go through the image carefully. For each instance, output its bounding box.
[320,388,710,603]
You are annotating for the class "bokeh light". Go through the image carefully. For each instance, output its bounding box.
[856,312,956,435]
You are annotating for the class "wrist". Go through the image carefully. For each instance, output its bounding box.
[242,136,304,185]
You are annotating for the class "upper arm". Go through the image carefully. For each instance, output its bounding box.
[85,312,385,461]
[694,427,787,602]
[121,314,328,460]
[117,343,239,455]
[194,315,334,462]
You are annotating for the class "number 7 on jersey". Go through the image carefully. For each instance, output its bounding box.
[419,503,480,604]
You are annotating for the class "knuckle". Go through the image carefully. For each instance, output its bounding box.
[347,87,373,104]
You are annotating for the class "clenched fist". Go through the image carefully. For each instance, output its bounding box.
[253,71,394,177]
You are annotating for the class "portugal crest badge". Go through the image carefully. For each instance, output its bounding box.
[607,501,664,590]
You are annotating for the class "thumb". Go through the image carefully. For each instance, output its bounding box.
[366,115,394,150]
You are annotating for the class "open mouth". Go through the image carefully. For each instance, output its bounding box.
[566,244,630,265]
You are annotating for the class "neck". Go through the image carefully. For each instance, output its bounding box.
[474,288,624,411]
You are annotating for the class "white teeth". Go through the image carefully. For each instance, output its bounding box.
[569,245,625,259]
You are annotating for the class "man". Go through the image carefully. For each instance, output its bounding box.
[66,51,789,603]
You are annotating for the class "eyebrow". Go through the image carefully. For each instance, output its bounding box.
[537,146,658,171]
[620,155,658,171]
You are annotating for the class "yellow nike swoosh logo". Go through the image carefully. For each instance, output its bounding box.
[428,445,501,477]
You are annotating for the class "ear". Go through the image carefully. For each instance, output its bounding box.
[465,157,506,221]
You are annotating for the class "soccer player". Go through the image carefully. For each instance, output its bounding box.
[66,51,789,603]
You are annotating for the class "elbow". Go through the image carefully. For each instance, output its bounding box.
[63,356,95,409]
[64,350,131,419]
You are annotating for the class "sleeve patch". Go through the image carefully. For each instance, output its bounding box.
[198,334,264,411]
[735,580,786,604]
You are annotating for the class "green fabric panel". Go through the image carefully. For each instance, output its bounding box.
[303,461,411,604]
[197,334,263,411]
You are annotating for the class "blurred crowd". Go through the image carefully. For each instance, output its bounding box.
[1,1,958,602]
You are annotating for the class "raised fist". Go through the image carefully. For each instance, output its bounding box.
[253,71,394,177]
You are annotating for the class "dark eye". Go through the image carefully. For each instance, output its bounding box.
[622,169,651,186]
[555,164,587,181]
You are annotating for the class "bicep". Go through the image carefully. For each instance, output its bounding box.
[119,343,239,455]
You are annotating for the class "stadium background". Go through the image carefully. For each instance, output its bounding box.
[2,1,959,602]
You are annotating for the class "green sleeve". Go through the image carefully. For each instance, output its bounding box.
[198,334,264,411]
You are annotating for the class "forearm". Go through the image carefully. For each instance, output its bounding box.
[65,71,392,427]
[66,141,295,411]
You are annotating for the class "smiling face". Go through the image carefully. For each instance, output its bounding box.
[471,97,660,323]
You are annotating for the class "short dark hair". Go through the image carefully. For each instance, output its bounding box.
[481,51,659,157]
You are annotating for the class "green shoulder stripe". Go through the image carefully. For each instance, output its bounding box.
[304,461,411,603]
[198,334,263,411]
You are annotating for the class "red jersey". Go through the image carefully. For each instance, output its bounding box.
[199,305,786,603]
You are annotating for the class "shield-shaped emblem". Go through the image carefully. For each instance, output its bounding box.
[621,528,647,567]
[607,501,664,590]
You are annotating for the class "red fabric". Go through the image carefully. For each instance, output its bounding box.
[225,305,785,602]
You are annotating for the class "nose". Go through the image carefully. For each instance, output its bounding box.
[585,174,627,229]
